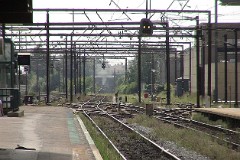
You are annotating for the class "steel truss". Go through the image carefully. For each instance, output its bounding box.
[0,8,211,107]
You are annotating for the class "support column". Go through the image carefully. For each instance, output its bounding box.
[125,58,128,82]
[207,15,212,103]
[224,34,228,103]
[201,36,205,96]
[70,36,73,103]
[138,36,142,103]
[46,11,50,104]
[79,50,82,94]
[234,29,238,107]
[74,43,77,95]
[189,43,192,93]
[196,16,200,107]
[65,37,68,100]
[166,22,171,105]
[214,0,219,103]
[83,50,86,95]
[93,58,96,94]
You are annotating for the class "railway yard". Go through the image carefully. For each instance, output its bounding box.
[0,94,240,160]
[70,95,240,160]
[1,1,240,160]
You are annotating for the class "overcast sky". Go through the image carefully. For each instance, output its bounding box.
[28,0,240,65]
[32,0,240,22]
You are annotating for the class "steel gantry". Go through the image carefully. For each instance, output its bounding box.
[1,8,211,106]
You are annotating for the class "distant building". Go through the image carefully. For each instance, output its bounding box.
[95,62,126,93]
[184,23,240,102]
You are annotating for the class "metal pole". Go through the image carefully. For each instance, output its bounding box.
[46,11,50,104]
[234,29,238,107]
[70,36,73,103]
[62,53,65,93]
[166,22,171,105]
[18,65,21,91]
[18,30,21,91]
[74,43,77,95]
[214,0,219,103]
[65,37,68,100]
[113,68,116,92]
[93,58,96,94]
[181,53,184,95]
[76,51,79,94]
[138,36,142,103]
[2,24,5,39]
[196,16,200,107]
[224,34,228,103]
[207,14,212,102]
[175,52,177,81]
[201,35,205,96]
[146,0,148,18]
[83,49,86,95]
[151,53,155,101]
[37,62,40,100]
[189,43,192,93]
[79,49,82,94]
[125,58,128,82]
[58,66,61,93]
[25,71,28,95]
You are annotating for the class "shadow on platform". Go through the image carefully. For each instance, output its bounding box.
[0,148,72,160]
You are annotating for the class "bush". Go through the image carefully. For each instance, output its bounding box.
[117,82,138,94]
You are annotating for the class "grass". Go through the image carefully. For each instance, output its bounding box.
[78,113,123,160]
[127,114,240,160]
[192,112,232,129]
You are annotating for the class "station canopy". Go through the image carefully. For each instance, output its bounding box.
[220,0,240,5]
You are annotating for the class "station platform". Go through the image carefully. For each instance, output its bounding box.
[0,106,102,160]
[195,108,240,120]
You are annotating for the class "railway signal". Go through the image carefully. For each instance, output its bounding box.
[102,62,106,69]
[139,18,153,35]
[24,65,29,72]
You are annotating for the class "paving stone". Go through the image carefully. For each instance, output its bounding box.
[0,106,97,160]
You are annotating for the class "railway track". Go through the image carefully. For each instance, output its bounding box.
[91,101,240,151]
[72,96,239,159]
[154,108,240,151]
[75,97,181,160]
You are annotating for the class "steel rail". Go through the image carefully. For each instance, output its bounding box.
[82,111,128,160]
[94,103,181,160]
[155,115,240,151]
[154,111,240,151]
[75,94,128,160]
